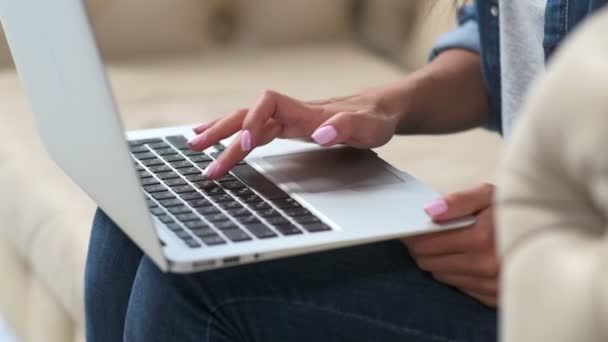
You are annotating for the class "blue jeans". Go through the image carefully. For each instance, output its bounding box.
[85,209,496,341]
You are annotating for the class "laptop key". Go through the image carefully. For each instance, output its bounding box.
[244,223,277,239]
[141,158,164,167]
[193,180,216,189]
[214,143,226,151]
[184,238,202,248]
[202,187,226,196]
[155,148,177,156]
[214,221,239,230]
[151,191,175,200]
[233,188,254,197]
[184,221,210,230]
[175,230,193,239]
[222,229,252,242]
[178,167,201,176]
[188,199,213,208]
[141,177,161,186]
[170,160,193,169]
[217,174,238,183]
[164,178,187,187]
[184,150,206,156]
[209,194,232,203]
[219,201,243,210]
[258,209,281,218]
[159,198,183,207]
[163,154,186,163]
[150,207,165,216]
[171,185,196,194]
[248,202,272,211]
[226,208,250,217]
[191,227,217,237]
[189,155,213,163]
[293,215,321,224]
[148,142,170,150]
[175,213,200,222]
[196,206,220,215]
[166,223,183,231]
[158,215,175,224]
[129,138,162,147]
[266,216,290,226]
[157,171,180,180]
[274,224,302,236]
[146,198,158,208]
[138,170,152,178]
[144,184,167,193]
[186,174,206,182]
[221,181,246,190]
[206,213,229,223]
[168,206,192,215]
[148,165,172,174]
[272,198,302,209]
[241,194,263,204]
[302,223,332,232]
[133,152,157,160]
[200,235,226,246]
[166,135,189,150]
[237,215,261,225]
[130,145,149,153]
[180,192,204,201]
[283,208,312,217]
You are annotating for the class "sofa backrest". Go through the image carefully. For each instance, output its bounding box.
[0,0,455,69]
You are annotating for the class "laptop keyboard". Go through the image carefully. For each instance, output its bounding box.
[130,135,331,248]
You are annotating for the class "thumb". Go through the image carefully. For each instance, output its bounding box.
[310,112,358,147]
[424,183,495,222]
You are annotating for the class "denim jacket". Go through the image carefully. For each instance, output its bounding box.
[430,0,606,134]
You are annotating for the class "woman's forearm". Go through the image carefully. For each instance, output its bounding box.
[375,49,490,135]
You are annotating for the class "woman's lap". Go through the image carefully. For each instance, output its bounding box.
[86,209,496,342]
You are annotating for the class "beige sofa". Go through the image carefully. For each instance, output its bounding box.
[0,1,501,341]
[498,8,608,342]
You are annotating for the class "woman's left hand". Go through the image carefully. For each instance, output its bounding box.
[402,183,499,307]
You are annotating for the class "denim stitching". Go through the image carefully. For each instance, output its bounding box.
[206,297,460,342]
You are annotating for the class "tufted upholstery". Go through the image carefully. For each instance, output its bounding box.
[497,8,608,342]
[0,1,503,341]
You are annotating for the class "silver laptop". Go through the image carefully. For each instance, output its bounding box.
[0,0,473,273]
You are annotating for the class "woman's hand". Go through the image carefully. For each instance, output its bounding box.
[188,89,409,179]
[402,183,500,307]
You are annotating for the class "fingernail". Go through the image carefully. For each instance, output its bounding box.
[203,160,220,178]
[424,199,448,217]
[241,130,252,152]
[311,125,338,145]
[187,133,207,148]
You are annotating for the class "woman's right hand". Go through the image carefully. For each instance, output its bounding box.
[188,88,410,179]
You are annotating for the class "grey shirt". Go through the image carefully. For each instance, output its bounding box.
[499,0,547,138]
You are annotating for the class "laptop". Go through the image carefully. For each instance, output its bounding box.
[0,0,473,273]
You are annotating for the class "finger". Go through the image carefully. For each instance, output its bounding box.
[192,119,220,135]
[432,273,498,297]
[423,183,495,222]
[203,120,283,179]
[414,252,499,278]
[187,109,247,151]
[241,90,326,152]
[402,207,494,256]
[310,112,394,148]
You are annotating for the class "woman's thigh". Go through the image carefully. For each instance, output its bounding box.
[126,240,497,342]
[85,209,144,342]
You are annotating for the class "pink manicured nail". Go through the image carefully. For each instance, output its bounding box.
[187,133,207,147]
[311,126,338,145]
[203,160,220,178]
[241,130,252,152]
[424,199,448,217]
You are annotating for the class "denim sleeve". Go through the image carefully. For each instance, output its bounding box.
[429,4,481,60]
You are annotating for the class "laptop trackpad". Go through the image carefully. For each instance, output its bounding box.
[262,148,404,194]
